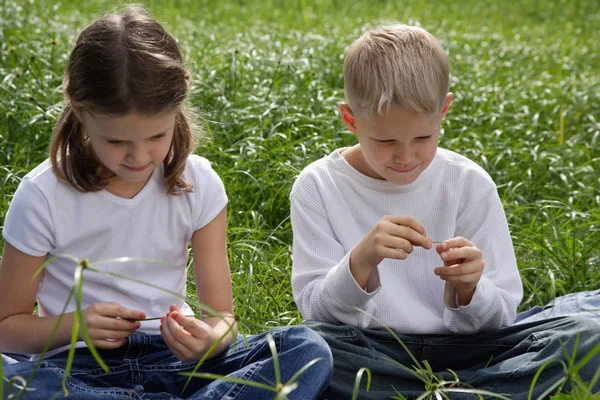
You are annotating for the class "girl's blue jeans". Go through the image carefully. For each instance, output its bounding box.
[2,326,333,400]
[305,316,600,400]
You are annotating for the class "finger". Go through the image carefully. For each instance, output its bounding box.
[381,235,414,254]
[169,313,218,360]
[87,327,137,341]
[386,215,427,236]
[161,316,189,356]
[387,223,431,249]
[98,302,146,321]
[440,247,482,264]
[434,259,484,277]
[159,323,186,361]
[439,237,473,250]
[379,246,410,260]
[86,315,140,332]
[436,271,481,285]
[172,313,213,342]
[165,313,201,346]
[92,339,127,350]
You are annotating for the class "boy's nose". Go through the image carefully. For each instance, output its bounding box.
[393,148,412,164]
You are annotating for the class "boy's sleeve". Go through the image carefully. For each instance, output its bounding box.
[290,172,381,326]
[442,183,523,332]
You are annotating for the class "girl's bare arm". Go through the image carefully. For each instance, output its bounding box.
[0,242,75,354]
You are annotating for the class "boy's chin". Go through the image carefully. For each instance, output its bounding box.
[382,171,422,185]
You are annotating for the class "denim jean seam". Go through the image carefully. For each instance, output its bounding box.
[139,335,151,359]
[307,322,358,341]
[275,329,284,356]
[138,360,200,372]
[128,358,142,387]
[465,334,548,400]
[226,336,262,357]
[221,359,262,400]
[62,372,138,399]
[70,363,131,376]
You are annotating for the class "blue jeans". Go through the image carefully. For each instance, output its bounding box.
[2,326,333,399]
[305,316,600,400]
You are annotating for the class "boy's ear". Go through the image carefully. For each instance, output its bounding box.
[440,93,453,119]
[339,103,357,133]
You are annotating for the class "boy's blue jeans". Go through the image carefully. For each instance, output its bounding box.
[2,326,333,400]
[305,316,600,400]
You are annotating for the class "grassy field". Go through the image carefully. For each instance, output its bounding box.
[1,0,599,397]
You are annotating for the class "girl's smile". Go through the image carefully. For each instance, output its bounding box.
[123,163,151,172]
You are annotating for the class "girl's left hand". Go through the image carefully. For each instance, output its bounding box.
[433,237,484,306]
[160,304,220,362]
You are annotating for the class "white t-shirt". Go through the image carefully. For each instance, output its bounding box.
[3,155,227,353]
[291,148,523,334]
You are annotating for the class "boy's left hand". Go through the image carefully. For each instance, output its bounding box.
[160,304,220,361]
[433,237,484,306]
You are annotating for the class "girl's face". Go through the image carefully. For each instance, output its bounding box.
[81,110,176,193]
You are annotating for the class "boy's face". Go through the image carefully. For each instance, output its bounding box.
[340,93,452,185]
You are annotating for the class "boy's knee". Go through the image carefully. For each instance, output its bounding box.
[543,316,600,355]
[555,316,599,336]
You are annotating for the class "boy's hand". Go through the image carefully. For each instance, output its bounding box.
[350,215,432,288]
[81,302,145,349]
[160,304,221,362]
[434,237,484,306]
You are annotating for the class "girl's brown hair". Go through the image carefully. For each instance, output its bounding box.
[50,4,198,194]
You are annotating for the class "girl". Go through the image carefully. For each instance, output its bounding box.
[0,5,332,399]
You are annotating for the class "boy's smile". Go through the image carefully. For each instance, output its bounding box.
[340,93,452,185]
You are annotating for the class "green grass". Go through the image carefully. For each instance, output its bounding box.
[1,0,599,398]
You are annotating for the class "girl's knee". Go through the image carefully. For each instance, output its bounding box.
[284,326,333,360]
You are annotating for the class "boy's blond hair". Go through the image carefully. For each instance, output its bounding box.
[344,24,449,116]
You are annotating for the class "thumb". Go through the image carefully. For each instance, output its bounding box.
[435,242,446,255]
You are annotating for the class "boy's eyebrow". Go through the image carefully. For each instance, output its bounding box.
[372,129,438,140]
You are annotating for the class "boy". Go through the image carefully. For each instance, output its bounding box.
[290,24,600,399]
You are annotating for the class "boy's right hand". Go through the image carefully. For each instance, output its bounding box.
[81,302,145,349]
[350,215,432,288]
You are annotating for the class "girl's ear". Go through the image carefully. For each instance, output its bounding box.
[70,101,83,121]
[339,103,357,133]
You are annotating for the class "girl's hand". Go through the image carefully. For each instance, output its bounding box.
[350,215,432,287]
[160,304,220,362]
[434,237,484,306]
[81,302,145,349]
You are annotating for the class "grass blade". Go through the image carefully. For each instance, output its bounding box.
[351,367,371,400]
[266,333,282,386]
[179,372,276,392]
[73,264,109,373]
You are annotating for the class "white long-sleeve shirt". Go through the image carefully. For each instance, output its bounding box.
[290,147,523,334]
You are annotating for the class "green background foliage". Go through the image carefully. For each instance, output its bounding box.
[1,0,599,331]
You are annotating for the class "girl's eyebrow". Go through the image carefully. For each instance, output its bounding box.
[101,131,167,141]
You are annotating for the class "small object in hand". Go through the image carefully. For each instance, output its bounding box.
[125,314,195,322]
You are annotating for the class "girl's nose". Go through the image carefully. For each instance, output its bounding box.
[127,144,148,165]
